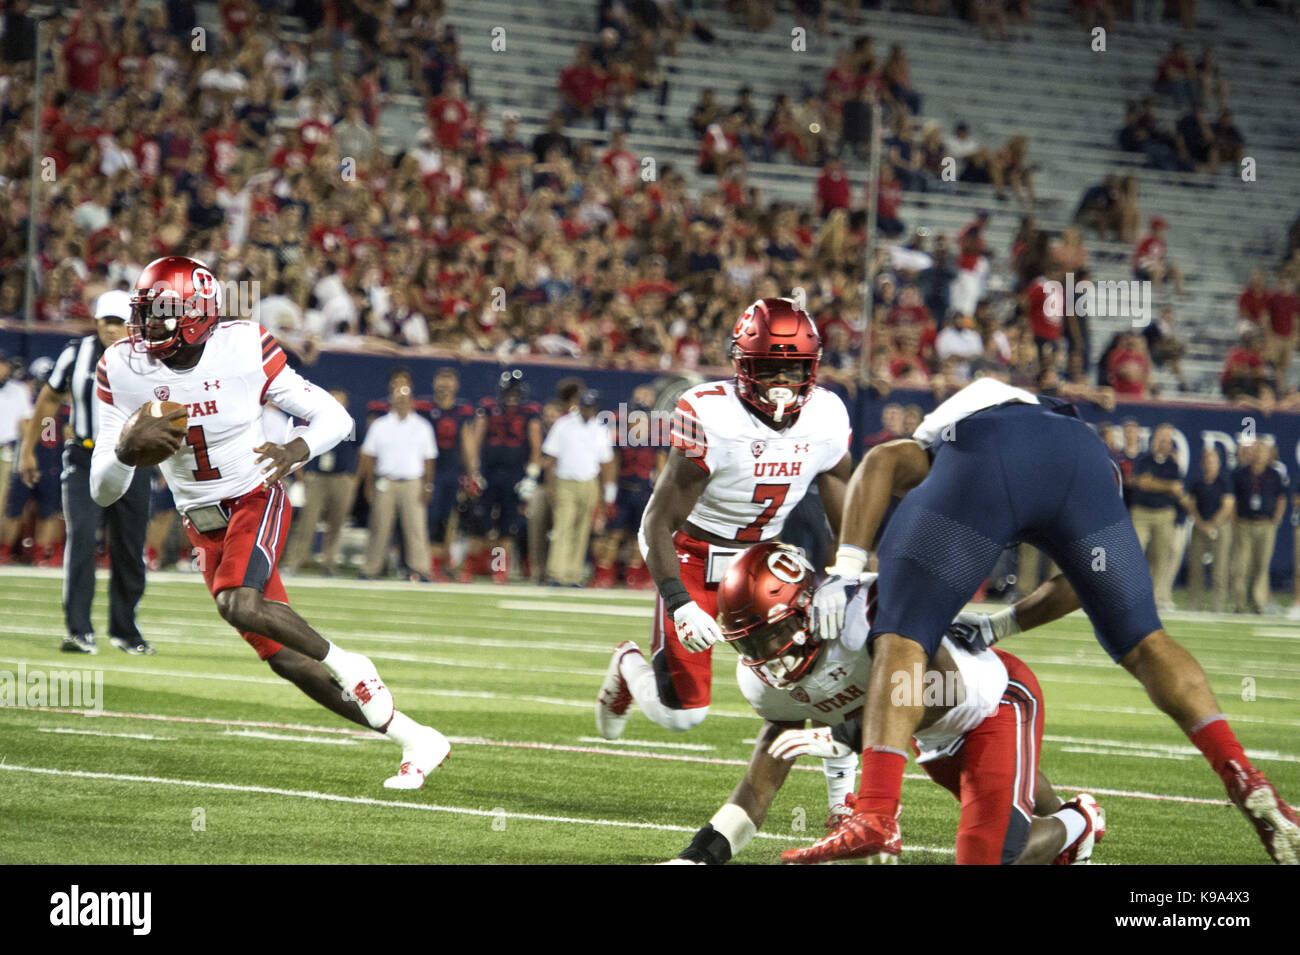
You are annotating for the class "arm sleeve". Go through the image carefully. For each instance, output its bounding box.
[47,341,78,394]
[90,396,137,507]
[425,421,438,460]
[264,364,354,460]
[669,398,710,472]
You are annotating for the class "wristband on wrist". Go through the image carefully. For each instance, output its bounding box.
[829,544,868,578]
[657,577,691,615]
[708,803,757,856]
[989,606,1021,644]
[603,482,617,506]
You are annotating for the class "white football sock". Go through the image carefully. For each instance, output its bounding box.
[385,711,423,747]
[822,752,859,808]
[319,641,349,683]
[1052,805,1088,849]
[622,652,709,732]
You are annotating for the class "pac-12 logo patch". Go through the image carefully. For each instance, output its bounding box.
[153,386,170,401]
[751,440,766,458]
[790,686,810,703]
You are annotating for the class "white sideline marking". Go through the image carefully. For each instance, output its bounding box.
[38,728,176,741]
[1045,733,1300,764]
[0,762,953,852]
[15,706,1235,807]
[223,729,360,746]
[1065,702,1300,729]
[1061,745,1193,761]
[496,600,649,618]
[576,737,716,752]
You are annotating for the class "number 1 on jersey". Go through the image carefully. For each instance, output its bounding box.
[737,483,789,542]
[186,425,222,481]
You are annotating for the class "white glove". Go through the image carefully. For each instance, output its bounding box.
[768,727,853,760]
[673,601,723,653]
[515,476,539,503]
[811,545,869,642]
[947,610,995,652]
[810,574,855,643]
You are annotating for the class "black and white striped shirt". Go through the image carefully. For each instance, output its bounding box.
[47,334,104,444]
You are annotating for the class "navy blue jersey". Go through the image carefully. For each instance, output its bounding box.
[424,398,476,477]
[1232,464,1288,519]
[1129,452,1182,510]
[478,397,541,475]
[1189,473,1231,521]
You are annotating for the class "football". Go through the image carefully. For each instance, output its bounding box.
[122,400,189,467]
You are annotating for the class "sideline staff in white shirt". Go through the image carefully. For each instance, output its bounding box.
[357,381,436,580]
[542,389,615,586]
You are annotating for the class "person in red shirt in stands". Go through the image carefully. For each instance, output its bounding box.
[601,130,639,194]
[1024,270,1064,371]
[1237,269,1272,328]
[62,17,107,95]
[886,284,931,329]
[1107,331,1152,398]
[1133,216,1185,296]
[1221,328,1272,400]
[875,163,905,237]
[558,43,606,126]
[815,158,851,218]
[428,78,469,151]
[1267,273,1300,378]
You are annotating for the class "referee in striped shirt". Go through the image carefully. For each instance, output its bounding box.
[25,289,153,654]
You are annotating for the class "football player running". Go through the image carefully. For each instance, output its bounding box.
[665,543,1105,866]
[91,256,450,790]
[596,299,853,747]
[788,377,1299,865]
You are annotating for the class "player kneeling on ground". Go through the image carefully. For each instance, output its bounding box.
[91,255,449,789]
[665,543,1103,865]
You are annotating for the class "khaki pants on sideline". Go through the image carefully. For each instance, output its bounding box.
[527,486,552,582]
[547,477,598,585]
[0,445,13,519]
[1186,523,1232,612]
[1016,542,1057,594]
[1131,505,1177,605]
[285,472,355,572]
[364,478,429,577]
[1232,518,1278,613]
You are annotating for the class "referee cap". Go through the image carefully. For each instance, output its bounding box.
[94,289,131,322]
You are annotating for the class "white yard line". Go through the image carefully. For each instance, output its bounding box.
[222,729,360,746]
[1045,733,1300,764]
[0,761,951,853]
[10,706,1236,807]
[576,737,716,751]
[37,727,176,741]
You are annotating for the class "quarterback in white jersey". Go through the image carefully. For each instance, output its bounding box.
[595,298,853,741]
[663,543,1108,866]
[90,255,450,790]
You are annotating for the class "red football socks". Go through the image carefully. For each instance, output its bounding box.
[1189,716,1252,784]
[856,747,906,816]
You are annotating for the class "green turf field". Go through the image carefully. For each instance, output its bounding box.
[1,566,1297,865]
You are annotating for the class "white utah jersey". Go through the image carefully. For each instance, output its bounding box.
[911,378,1038,450]
[738,577,1008,761]
[96,321,330,512]
[669,380,850,541]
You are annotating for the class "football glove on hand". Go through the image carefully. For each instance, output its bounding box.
[768,727,854,761]
[674,601,723,653]
[946,611,996,653]
[515,475,539,503]
[810,574,855,643]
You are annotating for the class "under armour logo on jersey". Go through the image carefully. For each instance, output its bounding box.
[793,443,810,453]
[751,440,766,458]
[827,665,848,680]
[203,380,221,391]
[153,386,170,401]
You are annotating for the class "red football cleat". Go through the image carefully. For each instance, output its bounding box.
[1224,761,1300,865]
[782,796,902,865]
[1052,793,1106,865]
[825,803,854,834]
[429,556,452,583]
[625,564,654,590]
[589,564,618,589]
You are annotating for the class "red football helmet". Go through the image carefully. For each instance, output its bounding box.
[128,255,223,359]
[717,542,822,688]
[731,298,822,423]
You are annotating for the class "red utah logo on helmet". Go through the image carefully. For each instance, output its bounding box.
[128,256,223,360]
